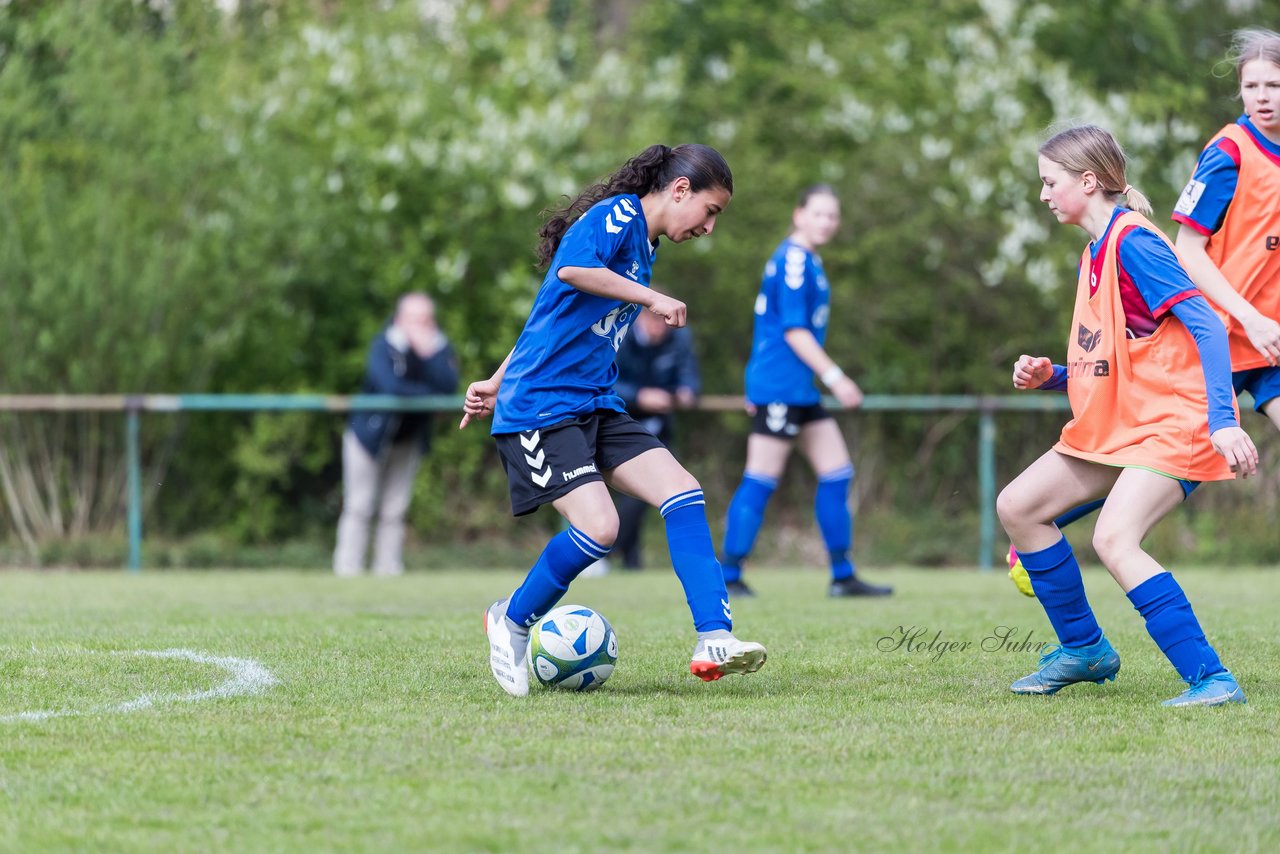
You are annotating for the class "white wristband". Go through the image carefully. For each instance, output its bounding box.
[820,366,846,388]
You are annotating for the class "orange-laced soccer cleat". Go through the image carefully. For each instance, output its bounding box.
[689,635,767,681]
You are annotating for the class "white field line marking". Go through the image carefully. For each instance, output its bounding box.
[1,648,278,723]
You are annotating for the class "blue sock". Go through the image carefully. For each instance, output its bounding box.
[663,490,732,632]
[506,527,610,628]
[1020,536,1103,648]
[721,474,777,582]
[1055,498,1105,529]
[815,465,855,581]
[1127,572,1225,683]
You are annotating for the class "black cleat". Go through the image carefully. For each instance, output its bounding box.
[828,576,893,597]
[724,579,756,598]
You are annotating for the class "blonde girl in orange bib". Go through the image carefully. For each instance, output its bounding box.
[996,125,1258,706]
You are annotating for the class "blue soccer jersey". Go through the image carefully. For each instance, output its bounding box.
[744,239,831,405]
[492,194,656,434]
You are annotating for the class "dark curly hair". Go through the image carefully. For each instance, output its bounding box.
[536,143,733,268]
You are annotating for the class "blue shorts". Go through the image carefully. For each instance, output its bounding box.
[1232,366,1280,412]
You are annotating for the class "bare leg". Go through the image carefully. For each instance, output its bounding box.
[1091,469,1184,592]
[997,449,1118,552]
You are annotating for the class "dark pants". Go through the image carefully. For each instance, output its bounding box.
[614,493,648,569]
[613,413,676,570]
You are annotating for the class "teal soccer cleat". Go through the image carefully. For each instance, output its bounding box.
[1162,670,1246,707]
[1010,636,1120,695]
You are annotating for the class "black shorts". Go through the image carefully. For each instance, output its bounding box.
[494,411,666,516]
[750,402,832,438]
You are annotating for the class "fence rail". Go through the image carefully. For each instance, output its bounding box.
[0,393,1071,572]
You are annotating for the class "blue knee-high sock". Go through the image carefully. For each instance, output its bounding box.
[663,490,732,632]
[1127,572,1225,683]
[507,527,610,628]
[1055,498,1105,530]
[815,465,855,581]
[1020,536,1103,648]
[721,474,777,582]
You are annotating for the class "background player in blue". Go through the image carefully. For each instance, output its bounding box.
[720,185,893,599]
[459,143,767,696]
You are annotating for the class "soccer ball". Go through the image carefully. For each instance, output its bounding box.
[526,605,618,691]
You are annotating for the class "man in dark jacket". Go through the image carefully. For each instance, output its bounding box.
[585,309,700,573]
[334,293,458,576]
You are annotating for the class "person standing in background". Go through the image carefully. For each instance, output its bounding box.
[594,308,701,572]
[720,185,892,599]
[334,292,459,577]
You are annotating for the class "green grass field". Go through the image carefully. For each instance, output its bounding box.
[3,567,1279,852]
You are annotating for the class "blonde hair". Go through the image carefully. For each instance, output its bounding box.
[1230,27,1280,80]
[1038,124,1152,216]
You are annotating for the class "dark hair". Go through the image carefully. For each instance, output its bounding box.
[536,143,733,267]
[796,184,838,208]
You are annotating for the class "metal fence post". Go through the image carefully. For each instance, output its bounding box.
[977,407,997,571]
[126,400,142,572]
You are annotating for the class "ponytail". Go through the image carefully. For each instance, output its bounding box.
[1121,184,1153,217]
[536,143,733,268]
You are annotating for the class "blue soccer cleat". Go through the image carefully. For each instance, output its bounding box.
[1010,636,1120,695]
[1162,670,1246,707]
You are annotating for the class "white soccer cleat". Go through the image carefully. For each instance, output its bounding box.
[690,635,768,682]
[484,600,530,697]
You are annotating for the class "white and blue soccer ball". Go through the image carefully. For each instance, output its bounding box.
[526,605,618,691]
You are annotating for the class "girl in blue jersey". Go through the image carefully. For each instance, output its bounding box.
[720,186,892,599]
[460,144,767,696]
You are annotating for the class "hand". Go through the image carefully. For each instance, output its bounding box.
[1241,314,1280,367]
[407,327,443,358]
[1210,425,1259,478]
[459,377,500,429]
[1012,355,1054,390]
[636,387,674,413]
[830,376,863,409]
[675,387,697,409]
[743,399,757,417]
[646,293,687,328]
